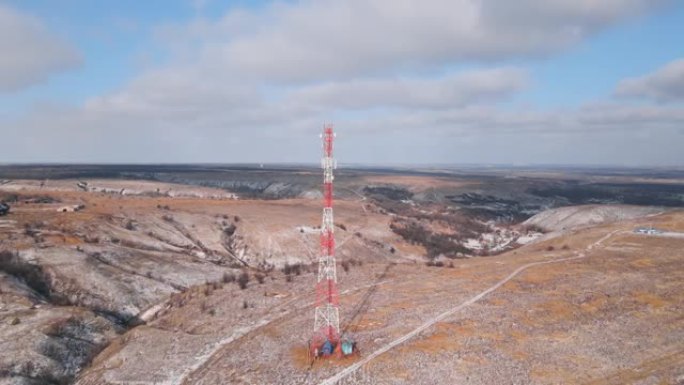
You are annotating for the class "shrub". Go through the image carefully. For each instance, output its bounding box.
[222,272,236,284]
[426,259,445,267]
[390,219,468,258]
[523,224,546,233]
[282,263,302,276]
[0,251,52,299]
[170,293,185,308]
[255,273,265,284]
[546,245,555,251]
[39,339,64,362]
[223,224,237,236]
[84,235,100,244]
[363,186,413,201]
[1,193,19,203]
[18,361,33,377]
[24,223,39,237]
[237,271,249,289]
[125,220,136,231]
[341,260,350,273]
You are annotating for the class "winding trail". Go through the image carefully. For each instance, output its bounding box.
[317,230,619,385]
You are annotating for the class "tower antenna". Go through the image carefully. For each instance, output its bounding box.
[311,124,342,357]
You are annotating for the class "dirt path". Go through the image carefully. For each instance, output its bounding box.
[317,230,619,385]
[177,277,396,385]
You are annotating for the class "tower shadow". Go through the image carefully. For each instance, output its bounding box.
[340,262,395,336]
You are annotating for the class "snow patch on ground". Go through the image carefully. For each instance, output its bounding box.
[516,232,544,245]
[464,226,540,253]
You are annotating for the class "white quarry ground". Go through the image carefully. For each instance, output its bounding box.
[523,205,661,232]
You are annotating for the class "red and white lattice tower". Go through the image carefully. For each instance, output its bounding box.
[312,124,340,351]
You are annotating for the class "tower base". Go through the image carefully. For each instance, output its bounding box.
[308,334,356,362]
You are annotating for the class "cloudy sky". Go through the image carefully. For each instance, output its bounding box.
[1,0,683,166]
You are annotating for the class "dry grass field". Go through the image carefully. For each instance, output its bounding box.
[0,169,682,385]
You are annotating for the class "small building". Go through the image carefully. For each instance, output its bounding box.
[0,202,9,216]
[56,204,85,213]
[634,227,660,235]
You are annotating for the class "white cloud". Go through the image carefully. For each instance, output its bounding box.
[285,68,528,110]
[615,58,684,102]
[340,103,684,136]
[0,4,82,92]
[190,0,210,13]
[6,95,683,164]
[1,0,681,166]
[156,0,667,82]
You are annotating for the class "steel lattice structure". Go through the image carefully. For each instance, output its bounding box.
[312,124,340,350]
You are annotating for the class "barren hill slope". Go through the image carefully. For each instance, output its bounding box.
[76,210,684,385]
[1,169,682,385]
[523,204,661,232]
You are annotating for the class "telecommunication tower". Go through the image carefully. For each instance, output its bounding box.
[311,124,340,355]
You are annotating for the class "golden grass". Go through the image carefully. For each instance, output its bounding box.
[581,349,684,385]
[579,296,609,315]
[398,322,465,354]
[633,292,668,310]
